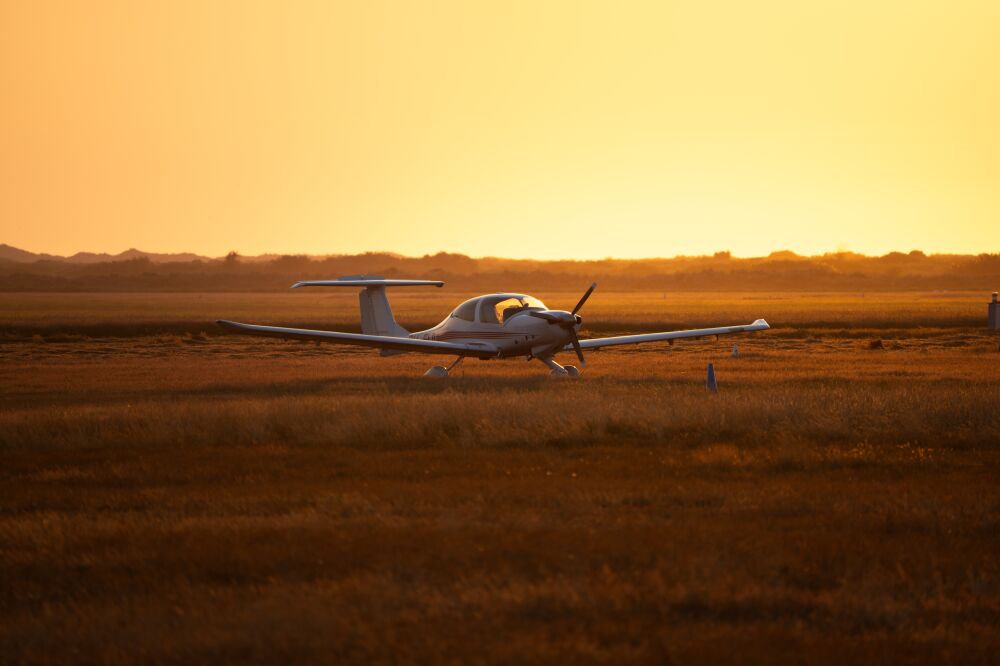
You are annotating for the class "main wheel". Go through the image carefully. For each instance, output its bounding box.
[423,366,449,378]
[564,365,581,378]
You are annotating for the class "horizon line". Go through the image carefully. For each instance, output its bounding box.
[3,242,990,263]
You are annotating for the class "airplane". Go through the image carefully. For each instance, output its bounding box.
[216,276,770,377]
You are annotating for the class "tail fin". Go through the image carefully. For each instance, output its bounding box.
[291,275,443,337]
[358,285,407,336]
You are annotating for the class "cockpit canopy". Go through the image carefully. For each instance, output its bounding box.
[449,294,547,325]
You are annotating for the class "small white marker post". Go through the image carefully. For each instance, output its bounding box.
[731,344,740,358]
[706,363,718,393]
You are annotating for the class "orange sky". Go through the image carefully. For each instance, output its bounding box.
[1,1,998,259]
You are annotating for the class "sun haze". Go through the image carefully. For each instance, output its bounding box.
[1,1,997,259]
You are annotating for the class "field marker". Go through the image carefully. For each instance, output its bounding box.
[706,363,718,392]
[731,344,740,358]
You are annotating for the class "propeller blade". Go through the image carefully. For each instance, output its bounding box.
[571,282,597,315]
[570,331,586,367]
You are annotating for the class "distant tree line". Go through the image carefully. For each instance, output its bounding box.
[1,251,998,292]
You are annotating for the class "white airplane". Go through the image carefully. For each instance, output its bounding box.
[217,276,770,377]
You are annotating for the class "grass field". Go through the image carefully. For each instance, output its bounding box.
[0,290,988,336]
[2,292,999,664]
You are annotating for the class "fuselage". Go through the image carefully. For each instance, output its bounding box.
[409,293,579,358]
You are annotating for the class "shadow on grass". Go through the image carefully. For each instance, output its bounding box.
[6,374,577,409]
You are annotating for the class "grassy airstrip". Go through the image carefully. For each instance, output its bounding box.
[1,292,998,664]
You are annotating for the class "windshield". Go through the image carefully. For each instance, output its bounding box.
[480,295,547,324]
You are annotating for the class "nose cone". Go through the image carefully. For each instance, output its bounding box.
[527,309,583,330]
[550,310,578,327]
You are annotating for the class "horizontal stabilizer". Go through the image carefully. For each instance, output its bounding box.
[291,276,443,289]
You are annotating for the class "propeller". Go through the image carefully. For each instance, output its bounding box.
[528,283,596,367]
[569,331,585,366]
[572,282,597,315]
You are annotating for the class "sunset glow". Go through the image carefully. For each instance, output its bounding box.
[2,1,998,259]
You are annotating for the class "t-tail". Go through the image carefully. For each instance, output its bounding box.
[291,276,443,337]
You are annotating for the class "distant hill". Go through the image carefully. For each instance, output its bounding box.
[0,244,212,264]
[0,244,65,263]
[1,244,998,292]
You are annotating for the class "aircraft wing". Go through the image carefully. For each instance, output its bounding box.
[570,319,770,351]
[216,320,498,358]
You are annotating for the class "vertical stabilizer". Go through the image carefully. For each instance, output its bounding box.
[359,285,409,337]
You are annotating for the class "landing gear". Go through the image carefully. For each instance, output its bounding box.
[538,356,581,378]
[423,355,464,378]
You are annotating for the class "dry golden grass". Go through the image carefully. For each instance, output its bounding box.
[1,292,999,664]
